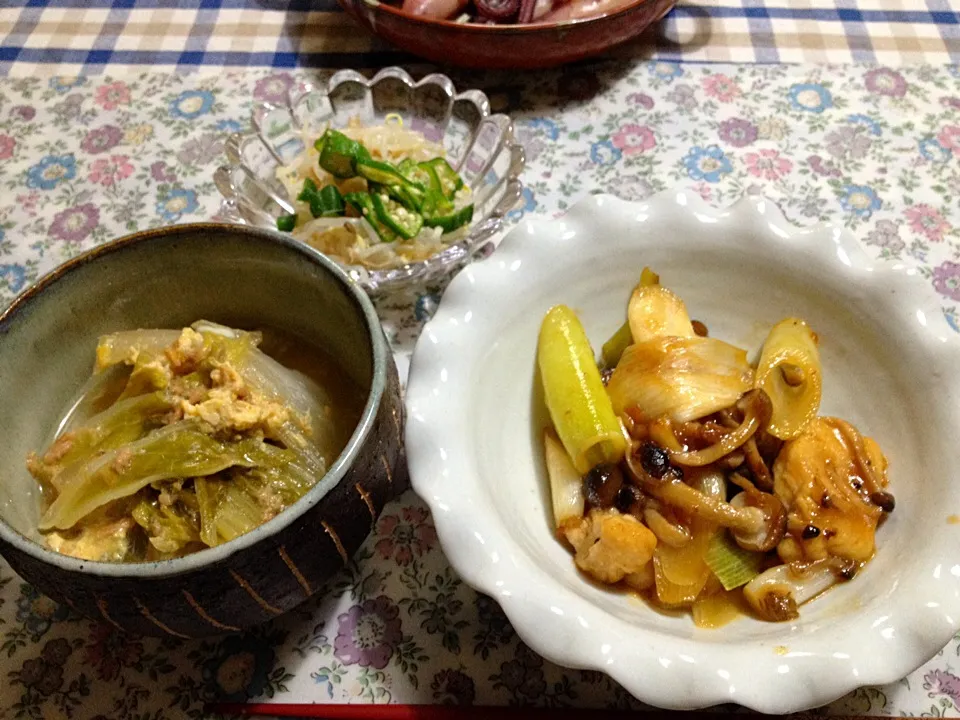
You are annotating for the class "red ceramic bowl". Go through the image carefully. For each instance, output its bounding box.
[337,0,676,69]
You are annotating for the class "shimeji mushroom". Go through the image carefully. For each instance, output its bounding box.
[625,440,787,553]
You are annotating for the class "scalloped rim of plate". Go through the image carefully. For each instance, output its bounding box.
[404,188,960,713]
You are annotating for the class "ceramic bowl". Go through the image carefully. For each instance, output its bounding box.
[405,189,960,712]
[215,67,525,295]
[337,0,676,69]
[0,223,405,638]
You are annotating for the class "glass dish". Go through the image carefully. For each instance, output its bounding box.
[214,67,525,294]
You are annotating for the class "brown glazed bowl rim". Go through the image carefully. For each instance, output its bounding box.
[0,223,391,579]
[353,0,673,32]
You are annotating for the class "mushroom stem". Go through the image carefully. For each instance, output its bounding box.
[643,506,692,548]
[741,436,773,491]
[669,390,772,467]
[625,448,765,534]
[828,417,885,496]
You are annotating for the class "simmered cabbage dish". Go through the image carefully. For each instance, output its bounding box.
[28,321,363,563]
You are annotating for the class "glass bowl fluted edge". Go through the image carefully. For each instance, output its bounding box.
[214,67,525,295]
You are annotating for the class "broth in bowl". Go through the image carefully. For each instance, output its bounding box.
[29,321,364,564]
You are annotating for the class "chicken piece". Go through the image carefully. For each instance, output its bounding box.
[564,509,657,585]
[624,562,655,592]
[773,417,889,564]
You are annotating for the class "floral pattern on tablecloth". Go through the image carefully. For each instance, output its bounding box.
[0,63,959,719]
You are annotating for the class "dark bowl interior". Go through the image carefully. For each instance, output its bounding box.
[0,223,405,637]
[337,0,675,69]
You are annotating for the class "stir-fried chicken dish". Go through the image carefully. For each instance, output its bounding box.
[538,269,893,625]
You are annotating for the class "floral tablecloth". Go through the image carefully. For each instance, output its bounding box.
[0,62,959,719]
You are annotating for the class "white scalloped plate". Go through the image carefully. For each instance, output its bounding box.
[405,189,960,713]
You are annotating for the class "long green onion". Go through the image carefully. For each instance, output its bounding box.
[705,531,763,591]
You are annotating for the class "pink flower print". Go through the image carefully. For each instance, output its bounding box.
[374,505,437,566]
[627,93,654,109]
[807,154,841,177]
[253,73,294,104]
[611,124,656,156]
[81,125,122,154]
[49,203,99,242]
[744,149,793,181]
[904,204,951,242]
[16,192,41,217]
[88,155,134,187]
[702,74,741,102]
[333,596,402,669]
[11,105,36,121]
[95,81,131,111]
[937,125,960,155]
[0,135,14,160]
[924,669,960,708]
[150,160,176,183]
[864,67,907,98]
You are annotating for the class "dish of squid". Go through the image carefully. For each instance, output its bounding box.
[401,0,637,24]
[537,268,895,627]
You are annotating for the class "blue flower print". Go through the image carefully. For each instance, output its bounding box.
[216,119,244,133]
[846,114,882,136]
[789,83,833,114]
[202,634,276,702]
[523,118,559,141]
[683,145,732,183]
[945,310,960,334]
[840,185,881,218]
[507,187,537,221]
[590,140,621,166]
[649,62,683,83]
[26,154,76,190]
[169,90,214,120]
[156,188,199,222]
[414,292,440,323]
[919,137,952,163]
[48,76,86,94]
[0,263,26,295]
[16,584,70,640]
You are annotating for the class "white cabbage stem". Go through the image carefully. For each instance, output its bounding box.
[543,429,584,531]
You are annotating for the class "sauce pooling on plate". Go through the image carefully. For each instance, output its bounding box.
[27,321,364,563]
